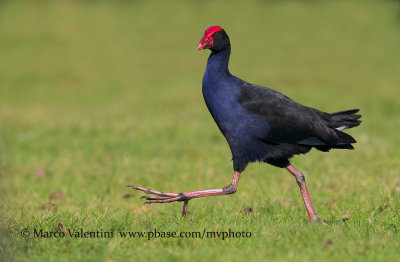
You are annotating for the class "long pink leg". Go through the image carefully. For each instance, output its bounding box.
[286,164,319,223]
[128,171,241,216]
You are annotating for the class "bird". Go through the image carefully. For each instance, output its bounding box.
[129,26,361,222]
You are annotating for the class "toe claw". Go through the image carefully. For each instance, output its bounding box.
[141,196,163,201]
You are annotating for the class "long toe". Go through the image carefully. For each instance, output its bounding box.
[140,196,168,201]
[128,185,181,198]
[144,196,183,204]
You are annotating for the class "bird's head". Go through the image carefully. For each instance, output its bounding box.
[197,26,230,51]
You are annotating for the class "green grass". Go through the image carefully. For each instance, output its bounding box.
[1,0,400,261]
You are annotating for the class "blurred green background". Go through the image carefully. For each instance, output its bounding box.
[0,0,399,261]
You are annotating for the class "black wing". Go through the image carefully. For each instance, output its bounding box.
[238,81,353,146]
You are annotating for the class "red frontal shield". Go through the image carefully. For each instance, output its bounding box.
[197,26,222,50]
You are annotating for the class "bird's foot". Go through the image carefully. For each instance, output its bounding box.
[127,185,189,203]
[310,215,320,223]
[127,185,191,216]
[309,215,328,225]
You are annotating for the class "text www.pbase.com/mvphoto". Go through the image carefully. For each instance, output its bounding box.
[21,228,252,241]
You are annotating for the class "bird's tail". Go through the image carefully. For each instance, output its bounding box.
[328,109,361,131]
[313,109,361,152]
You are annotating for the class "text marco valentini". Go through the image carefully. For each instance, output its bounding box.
[34,228,114,238]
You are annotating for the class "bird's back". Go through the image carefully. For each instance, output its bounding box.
[203,74,361,167]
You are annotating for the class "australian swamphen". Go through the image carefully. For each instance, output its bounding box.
[129,26,361,222]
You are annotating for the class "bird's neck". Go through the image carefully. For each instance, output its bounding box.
[206,47,231,76]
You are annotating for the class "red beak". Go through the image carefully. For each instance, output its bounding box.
[197,37,211,50]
